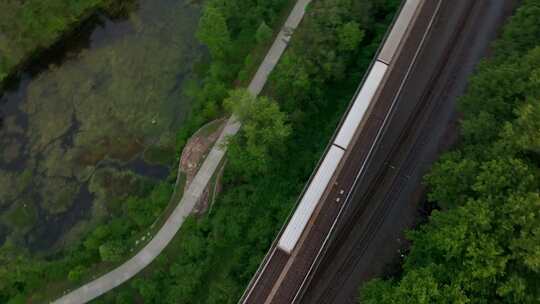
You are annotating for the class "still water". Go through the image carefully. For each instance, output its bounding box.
[0,0,202,251]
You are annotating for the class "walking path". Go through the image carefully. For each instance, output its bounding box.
[52,0,311,303]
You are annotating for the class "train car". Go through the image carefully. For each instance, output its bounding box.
[276,0,425,255]
[275,0,425,256]
[239,1,430,302]
[378,0,423,65]
[333,61,389,150]
[278,146,345,253]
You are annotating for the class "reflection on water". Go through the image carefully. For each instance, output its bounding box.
[0,0,202,251]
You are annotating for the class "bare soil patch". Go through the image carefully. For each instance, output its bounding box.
[177,118,227,215]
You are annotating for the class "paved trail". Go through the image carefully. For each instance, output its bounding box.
[52,0,311,303]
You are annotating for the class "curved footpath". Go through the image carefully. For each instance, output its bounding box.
[52,0,312,303]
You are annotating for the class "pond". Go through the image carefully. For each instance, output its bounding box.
[0,0,203,251]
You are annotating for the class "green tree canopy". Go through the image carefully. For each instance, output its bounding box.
[338,21,365,52]
[67,265,86,282]
[503,100,540,153]
[99,241,126,262]
[197,5,232,60]
[224,89,291,177]
[255,21,273,44]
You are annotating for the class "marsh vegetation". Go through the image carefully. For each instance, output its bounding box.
[0,0,202,251]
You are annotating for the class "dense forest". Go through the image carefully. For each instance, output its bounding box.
[361,0,540,303]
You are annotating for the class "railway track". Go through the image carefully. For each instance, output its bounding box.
[304,2,478,304]
[322,0,475,276]
[298,0,514,302]
[290,0,446,301]
[241,1,442,302]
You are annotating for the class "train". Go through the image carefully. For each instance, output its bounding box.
[277,0,425,254]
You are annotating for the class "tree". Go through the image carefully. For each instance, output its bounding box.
[99,241,126,262]
[133,278,160,303]
[504,101,540,153]
[255,21,273,44]
[125,196,152,227]
[270,53,312,112]
[338,21,364,52]
[67,265,86,282]
[224,89,291,177]
[114,290,134,304]
[83,225,111,251]
[425,151,478,209]
[197,5,232,60]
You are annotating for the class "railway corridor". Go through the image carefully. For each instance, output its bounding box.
[298,0,518,303]
[240,0,518,303]
[240,0,441,302]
